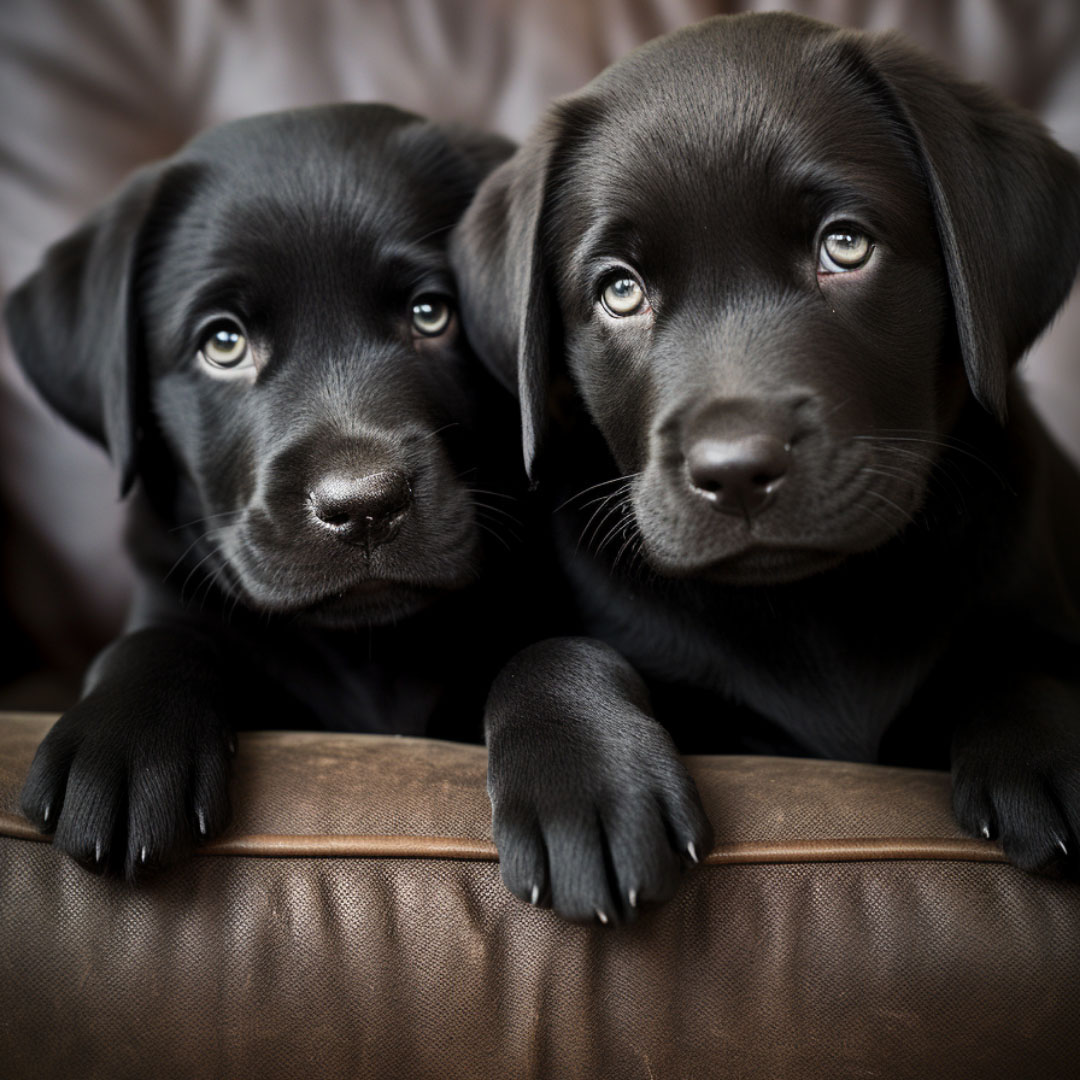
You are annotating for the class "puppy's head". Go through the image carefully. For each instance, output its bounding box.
[6,105,518,625]
[453,14,1080,583]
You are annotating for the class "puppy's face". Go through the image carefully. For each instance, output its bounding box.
[7,106,518,625]
[454,14,1080,585]
[549,39,953,582]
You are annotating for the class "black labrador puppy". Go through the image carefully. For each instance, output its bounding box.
[6,104,524,878]
[452,13,1080,923]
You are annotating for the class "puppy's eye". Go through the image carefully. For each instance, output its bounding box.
[819,229,873,272]
[411,296,453,337]
[600,275,647,317]
[200,320,251,368]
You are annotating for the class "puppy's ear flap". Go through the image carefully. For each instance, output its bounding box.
[854,32,1080,421]
[4,162,168,496]
[451,111,569,479]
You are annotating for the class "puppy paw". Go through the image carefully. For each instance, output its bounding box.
[20,691,234,878]
[489,718,713,925]
[952,717,1080,877]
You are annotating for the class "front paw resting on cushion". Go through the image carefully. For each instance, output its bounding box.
[486,638,713,925]
[951,681,1080,877]
[20,687,233,879]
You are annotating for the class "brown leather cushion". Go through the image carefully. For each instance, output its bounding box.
[1,713,1077,1079]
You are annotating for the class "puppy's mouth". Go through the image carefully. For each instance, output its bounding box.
[226,564,454,625]
[630,460,915,587]
[634,526,849,583]
[213,522,479,626]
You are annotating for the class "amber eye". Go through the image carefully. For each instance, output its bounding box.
[411,296,453,337]
[819,229,873,272]
[600,274,646,317]
[200,319,250,368]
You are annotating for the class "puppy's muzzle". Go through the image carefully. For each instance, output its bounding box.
[309,469,412,548]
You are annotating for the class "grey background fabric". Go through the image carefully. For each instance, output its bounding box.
[1,0,1077,693]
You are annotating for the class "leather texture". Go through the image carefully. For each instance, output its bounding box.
[1,713,1077,1079]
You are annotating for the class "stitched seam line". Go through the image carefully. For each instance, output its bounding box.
[0,811,1008,864]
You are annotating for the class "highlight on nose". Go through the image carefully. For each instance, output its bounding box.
[309,469,412,546]
[685,433,790,518]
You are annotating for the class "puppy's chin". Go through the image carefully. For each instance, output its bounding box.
[231,572,461,627]
[699,548,848,585]
[640,537,848,585]
[296,581,442,628]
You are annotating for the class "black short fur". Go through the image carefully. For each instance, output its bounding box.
[452,13,1080,923]
[5,104,528,878]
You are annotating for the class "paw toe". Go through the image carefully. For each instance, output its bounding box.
[605,803,682,914]
[653,770,714,865]
[544,817,619,924]
[190,746,232,840]
[493,809,550,908]
[20,731,79,833]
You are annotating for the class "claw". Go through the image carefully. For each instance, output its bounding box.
[628,888,638,909]
[226,734,237,755]
[140,846,147,864]
[595,909,609,925]
[980,824,991,840]
[687,841,699,863]
[1058,838,1068,856]
[530,883,540,906]
[94,840,103,864]
[197,808,208,837]
[42,803,51,825]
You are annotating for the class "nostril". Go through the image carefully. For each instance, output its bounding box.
[318,509,352,527]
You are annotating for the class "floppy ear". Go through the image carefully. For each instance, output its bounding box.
[4,162,169,496]
[852,31,1080,421]
[451,111,570,479]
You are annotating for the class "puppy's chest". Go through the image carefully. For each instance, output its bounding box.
[249,632,445,736]
[577,572,935,761]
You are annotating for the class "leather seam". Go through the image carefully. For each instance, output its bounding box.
[0,812,1008,864]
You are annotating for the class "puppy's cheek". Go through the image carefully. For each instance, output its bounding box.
[630,476,700,572]
[569,334,654,473]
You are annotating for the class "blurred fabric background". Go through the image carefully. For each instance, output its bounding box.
[1,0,1078,706]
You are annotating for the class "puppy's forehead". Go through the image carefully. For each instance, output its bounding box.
[558,16,923,241]
[141,107,475,350]
[183,111,456,242]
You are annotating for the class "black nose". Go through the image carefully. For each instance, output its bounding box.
[309,470,412,546]
[686,434,790,517]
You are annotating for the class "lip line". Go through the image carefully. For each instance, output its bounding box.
[229,573,425,615]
